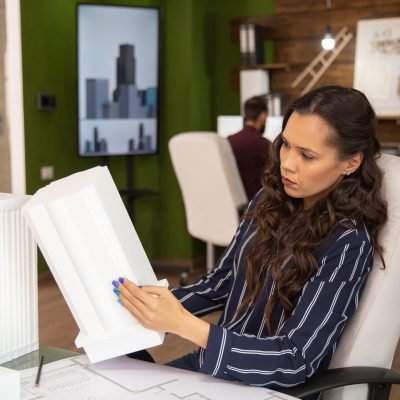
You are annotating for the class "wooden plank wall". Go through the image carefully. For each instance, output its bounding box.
[231,0,400,144]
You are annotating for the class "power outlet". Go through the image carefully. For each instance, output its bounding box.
[40,166,54,180]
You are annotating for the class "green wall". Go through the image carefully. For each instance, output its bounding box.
[20,0,274,267]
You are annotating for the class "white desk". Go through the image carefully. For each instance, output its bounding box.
[217,115,284,142]
[6,347,300,400]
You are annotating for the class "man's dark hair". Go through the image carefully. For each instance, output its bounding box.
[244,96,268,122]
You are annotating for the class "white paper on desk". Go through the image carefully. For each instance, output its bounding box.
[88,356,298,400]
[20,355,298,400]
[22,167,167,363]
[20,357,133,400]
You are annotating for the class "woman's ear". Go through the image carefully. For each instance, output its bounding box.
[344,152,364,175]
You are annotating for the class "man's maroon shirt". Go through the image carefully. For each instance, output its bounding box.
[228,125,271,200]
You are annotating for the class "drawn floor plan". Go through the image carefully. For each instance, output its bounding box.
[20,356,298,400]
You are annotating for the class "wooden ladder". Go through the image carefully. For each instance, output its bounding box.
[291,26,353,95]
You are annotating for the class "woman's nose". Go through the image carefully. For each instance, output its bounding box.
[281,150,296,173]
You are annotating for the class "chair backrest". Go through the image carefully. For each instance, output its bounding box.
[324,153,400,400]
[169,132,248,246]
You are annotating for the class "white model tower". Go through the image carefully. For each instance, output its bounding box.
[0,194,38,363]
[22,167,166,363]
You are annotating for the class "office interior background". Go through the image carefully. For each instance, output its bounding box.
[2,0,400,267]
[1,0,400,398]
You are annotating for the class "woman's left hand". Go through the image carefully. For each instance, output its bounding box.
[114,277,211,348]
[115,278,190,335]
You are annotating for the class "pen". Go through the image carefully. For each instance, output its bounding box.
[34,355,44,387]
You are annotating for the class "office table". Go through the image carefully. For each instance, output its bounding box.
[1,346,79,371]
[2,346,300,400]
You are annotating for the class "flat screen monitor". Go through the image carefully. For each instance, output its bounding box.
[77,4,160,156]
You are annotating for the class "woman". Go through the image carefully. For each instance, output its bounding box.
[112,86,387,392]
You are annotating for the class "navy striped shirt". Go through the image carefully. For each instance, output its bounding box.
[172,194,373,390]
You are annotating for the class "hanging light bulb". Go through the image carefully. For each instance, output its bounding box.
[321,25,336,50]
[321,0,335,50]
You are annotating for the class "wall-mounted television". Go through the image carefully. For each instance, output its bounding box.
[77,4,160,157]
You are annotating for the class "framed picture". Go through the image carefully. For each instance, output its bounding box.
[354,17,400,118]
[77,4,160,156]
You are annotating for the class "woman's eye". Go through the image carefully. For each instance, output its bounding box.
[302,152,314,160]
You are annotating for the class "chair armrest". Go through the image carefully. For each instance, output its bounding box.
[281,367,400,399]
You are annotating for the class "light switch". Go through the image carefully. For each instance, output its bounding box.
[40,166,54,180]
[36,93,56,111]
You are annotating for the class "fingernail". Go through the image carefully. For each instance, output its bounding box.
[112,280,119,288]
[117,299,123,305]
[113,288,120,296]
[118,277,125,284]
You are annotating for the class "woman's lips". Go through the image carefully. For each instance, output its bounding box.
[282,176,296,186]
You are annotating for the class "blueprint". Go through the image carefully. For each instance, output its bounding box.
[20,355,298,400]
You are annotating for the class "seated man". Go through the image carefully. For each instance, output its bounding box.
[228,96,271,200]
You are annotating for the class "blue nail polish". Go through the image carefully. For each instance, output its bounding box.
[117,299,123,305]
[118,277,125,284]
[112,280,119,288]
[113,288,120,296]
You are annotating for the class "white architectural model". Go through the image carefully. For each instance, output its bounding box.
[22,167,166,363]
[0,366,20,400]
[0,194,38,364]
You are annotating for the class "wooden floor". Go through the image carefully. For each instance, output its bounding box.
[38,270,400,398]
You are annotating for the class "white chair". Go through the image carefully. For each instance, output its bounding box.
[284,153,400,399]
[169,132,248,273]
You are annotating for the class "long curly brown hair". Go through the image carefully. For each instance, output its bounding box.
[240,86,388,334]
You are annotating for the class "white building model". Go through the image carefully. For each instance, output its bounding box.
[22,167,166,363]
[0,194,38,364]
